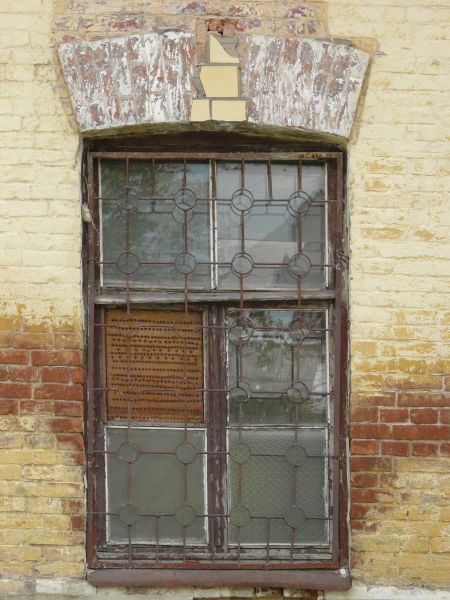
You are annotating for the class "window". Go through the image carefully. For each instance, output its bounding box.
[85,139,348,586]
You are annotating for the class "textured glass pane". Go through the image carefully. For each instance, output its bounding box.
[228,309,328,424]
[101,160,210,288]
[228,428,328,546]
[106,427,206,545]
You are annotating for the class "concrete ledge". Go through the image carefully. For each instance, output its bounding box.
[87,568,351,590]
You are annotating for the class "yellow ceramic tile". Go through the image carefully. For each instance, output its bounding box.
[211,99,246,121]
[209,36,239,64]
[190,99,210,121]
[199,66,239,98]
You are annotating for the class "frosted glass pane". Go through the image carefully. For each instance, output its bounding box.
[106,427,206,545]
[228,428,328,546]
[228,309,329,424]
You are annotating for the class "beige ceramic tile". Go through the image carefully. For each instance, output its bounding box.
[211,99,246,121]
[190,99,210,121]
[199,66,239,98]
[208,36,239,64]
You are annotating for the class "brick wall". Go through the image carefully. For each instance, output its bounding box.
[0,0,449,596]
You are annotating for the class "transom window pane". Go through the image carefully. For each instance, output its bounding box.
[100,159,327,291]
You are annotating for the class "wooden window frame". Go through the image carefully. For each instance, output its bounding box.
[83,135,349,590]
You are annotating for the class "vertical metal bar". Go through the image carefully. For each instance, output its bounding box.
[267,160,273,201]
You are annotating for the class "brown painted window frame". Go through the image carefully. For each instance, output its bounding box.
[83,135,350,590]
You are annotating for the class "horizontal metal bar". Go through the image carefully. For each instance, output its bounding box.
[94,290,336,304]
[87,567,350,589]
[91,152,342,160]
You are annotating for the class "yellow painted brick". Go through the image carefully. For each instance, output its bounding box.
[200,65,239,97]
[211,99,246,121]
[0,464,21,480]
[190,98,210,121]
[26,497,64,514]
[35,560,85,577]
[208,35,239,64]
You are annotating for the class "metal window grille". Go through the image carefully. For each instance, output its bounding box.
[85,149,347,575]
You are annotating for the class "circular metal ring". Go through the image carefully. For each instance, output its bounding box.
[229,442,252,465]
[231,188,254,215]
[231,253,254,277]
[175,441,198,465]
[118,441,141,464]
[288,191,312,216]
[285,318,310,345]
[229,505,251,527]
[285,381,309,404]
[118,503,140,526]
[287,253,312,278]
[286,444,307,466]
[174,252,197,275]
[174,504,197,527]
[174,188,197,211]
[284,506,305,530]
[117,186,139,211]
[117,252,140,275]
[229,317,254,344]
[229,382,250,404]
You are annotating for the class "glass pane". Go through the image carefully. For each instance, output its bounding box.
[100,160,211,288]
[106,427,206,545]
[216,161,326,290]
[228,309,329,425]
[228,428,328,546]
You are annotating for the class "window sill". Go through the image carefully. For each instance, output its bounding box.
[87,567,351,590]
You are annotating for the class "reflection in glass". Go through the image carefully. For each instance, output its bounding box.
[100,160,210,288]
[106,427,206,545]
[228,309,329,424]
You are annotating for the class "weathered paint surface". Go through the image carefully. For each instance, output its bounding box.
[58,32,196,131]
[59,32,369,137]
[240,35,369,137]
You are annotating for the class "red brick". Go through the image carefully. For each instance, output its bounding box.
[0,367,9,381]
[440,409,450,424]
[0,399,18,415]
[398,392,448,407]
[31,350,81,367]
[64,499,84,514]
[48,417,83,433]
[351,473,379,488]
[351,457,391,472]
[351,424,392,440]
[41,367,70,383]
[34,383,82,401]
[10,366,39,382]
[20,400,53,415]
[56,434,84,451]
[71,515,85,531]
[70,367,84,384]
[412,443,438,457]
[55,400,83,417]
[392,425,450,441]
[351,489,380,503]
[350,440,379,455]
[380,408,408,423]
[410,408,438,424]
[440,443,450,455]
[0,349,28,365]
[0,382,31,398]
[350,504,371,519]
[0,331,12,347]
[351,407,378,422]
[13,332,54,350]
[382,441,409,456]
